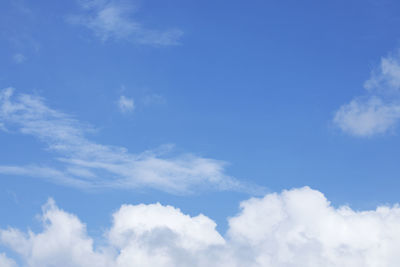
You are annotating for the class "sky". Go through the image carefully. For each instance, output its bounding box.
[2,0,400,266]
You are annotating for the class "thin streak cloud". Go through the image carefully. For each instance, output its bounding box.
[68,0,183,45]
[0,88,259,194]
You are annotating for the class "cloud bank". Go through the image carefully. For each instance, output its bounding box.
[68,0,183,45]
[2,187,400,266]
[334,50,400,137]
[0,88,253,194]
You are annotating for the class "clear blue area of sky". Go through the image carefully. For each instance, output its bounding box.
[1,0,400,238]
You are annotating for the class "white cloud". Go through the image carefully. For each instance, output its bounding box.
[334,96,400,136]
[13,53,26,64]
[0,199,110,267]
[333,51,400,137]
[0,88,255,194]
[0,253,17,267]
[68,0,183,45]
[3,187,400,266]
[118,95,134,113]
[364,53,400,93]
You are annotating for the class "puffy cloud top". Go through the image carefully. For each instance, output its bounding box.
[108,203,225,250]
[2,187,400,266]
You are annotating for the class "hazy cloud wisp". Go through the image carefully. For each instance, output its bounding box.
[0,88,254,194]
[68,0,183,45]
[118,95,134,113]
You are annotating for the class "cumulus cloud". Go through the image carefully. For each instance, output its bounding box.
[333,50,400,137]
[117,95,134,113]
[0,88,254,194]
[2,187,400,266]
[68,0,183,45]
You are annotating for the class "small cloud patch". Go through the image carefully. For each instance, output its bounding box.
[118,95,134,113]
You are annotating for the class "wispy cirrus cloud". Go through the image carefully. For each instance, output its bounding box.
[3,187,400,266]
[0,88,257,194]
[333,50,400,137]
[68,0,183,45]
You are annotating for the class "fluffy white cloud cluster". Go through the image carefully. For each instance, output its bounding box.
[0,88,252,194]
[334,51,400,137]
[2,187,400,267]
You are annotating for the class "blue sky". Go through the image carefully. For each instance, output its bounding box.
[2,0,400,266]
